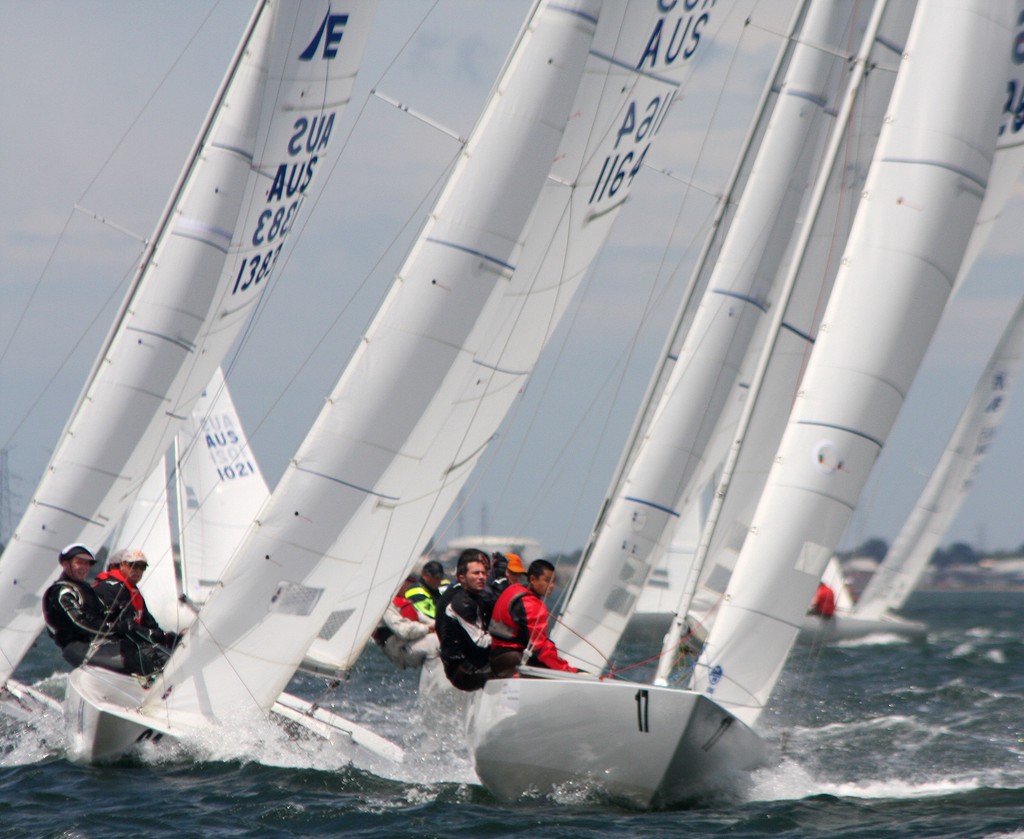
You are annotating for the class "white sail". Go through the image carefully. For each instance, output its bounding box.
[301,0,746,675]
[114,366,271,633]
[0,1,376,686]
[856,296,1024,617]
[692,0,1013,725]
[141,0,603,725]
[685,0,1024,647]
[552,0,875,670]
[176,367,270,608]
[113,456,181,634]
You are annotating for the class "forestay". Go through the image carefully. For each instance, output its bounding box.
[0,1,376,686]
[692,0,1013,725]
[143,0,602,724]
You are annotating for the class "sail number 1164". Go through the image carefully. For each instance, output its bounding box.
[589,94,672,205]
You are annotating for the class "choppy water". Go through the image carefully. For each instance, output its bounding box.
[2,591,1023,838]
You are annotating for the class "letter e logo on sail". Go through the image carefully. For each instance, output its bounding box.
[300,12,349,61]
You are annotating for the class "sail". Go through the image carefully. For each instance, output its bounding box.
[681,0,1024,628]
[113,366,271,632]
[856,296,1024,617]
[142,0,603,724]
[692,0,1013,725]
[554,0,890,669]
[176,367,271,608]
[0,1,376,686]
[300,0,754,674]
[114,456,181,634]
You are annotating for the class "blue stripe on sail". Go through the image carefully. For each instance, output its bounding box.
[424,238,515,271]
[880,157,988,191]
[710,288,768,313]
[796,420,883,448]
[624,496,680,518]
[783,88,828,109]
[589,50,681,87]
[125,326,195,354]
[548,3,599,26]
[294,465,400,501]
[781,320,814,344]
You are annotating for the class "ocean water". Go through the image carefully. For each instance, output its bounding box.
[2,590,1023,838]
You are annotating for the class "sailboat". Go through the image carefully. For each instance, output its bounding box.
[0,0,377,758]
[469,0,1015,806]
[852,295,1024,621]
[62,0,602,762]
[62,0,768,764]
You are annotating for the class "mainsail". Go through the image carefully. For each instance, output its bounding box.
[0,2,376,687]
[142,0,603,725]
[301,0,742,675]
[553,0,879,669]
[692,0,1013,725]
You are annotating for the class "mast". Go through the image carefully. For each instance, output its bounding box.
[0,1,378,685]
[554,0,871,670]
[692,0,1013,725]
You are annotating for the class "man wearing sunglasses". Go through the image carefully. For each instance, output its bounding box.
[95,548,178,674]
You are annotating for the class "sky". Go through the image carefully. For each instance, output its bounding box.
[2,0,1024,564]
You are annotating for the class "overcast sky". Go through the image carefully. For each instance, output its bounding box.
[2,0,1024,562]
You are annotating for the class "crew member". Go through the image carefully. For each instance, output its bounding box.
[374,579,438,669]
[42,544,136,674]
[437,549,493,691]
[489,558,578,678]
[404,559,449,620]
[810,582,837,619]
[94,553,176,676]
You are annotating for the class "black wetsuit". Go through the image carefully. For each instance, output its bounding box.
[436,584,494,691]
[42,573,129,673]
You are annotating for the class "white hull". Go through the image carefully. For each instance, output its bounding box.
[796,612,927,645]
[65,667,159,763]
[64,665,404,766]
[468,670,768,807]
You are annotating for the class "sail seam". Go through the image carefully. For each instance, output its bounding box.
[879,156,988,191]
[710,289,768,313]
[588,50,681,87]
[424,237,515,270]
[293,465,400,501]
[623,496,680,517]
[795,420,883,448]
[124,327,196,353]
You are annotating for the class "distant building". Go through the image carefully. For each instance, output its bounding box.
[434,535,543,571]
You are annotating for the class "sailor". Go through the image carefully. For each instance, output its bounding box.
[374,579,439,669]
[489,558,578,678]
[403,559,449,621]
[41,544,136,674]
[436,549,493,691]
[810,582,837,619]
[504,553,525,588]
[486,552,524,599]
[94,548,178,652]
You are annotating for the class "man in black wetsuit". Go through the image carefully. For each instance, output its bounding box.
[42,544,162,676]
[436,548,493,691]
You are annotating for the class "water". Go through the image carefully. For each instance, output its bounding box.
[3,591,1023,838]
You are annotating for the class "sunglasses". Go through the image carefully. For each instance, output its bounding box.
[125,562,149,570]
